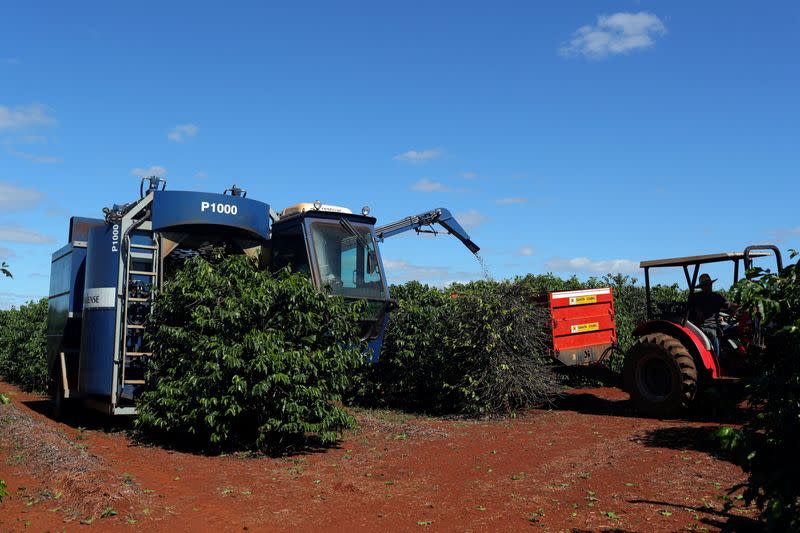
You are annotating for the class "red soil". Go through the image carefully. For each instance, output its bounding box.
[0,382,757,532]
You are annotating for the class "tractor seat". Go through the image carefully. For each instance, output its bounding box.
[684,320,712,352]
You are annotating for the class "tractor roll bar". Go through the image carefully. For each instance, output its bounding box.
[744,245,783,273]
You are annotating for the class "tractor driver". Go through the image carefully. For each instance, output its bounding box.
[688,273,734,356]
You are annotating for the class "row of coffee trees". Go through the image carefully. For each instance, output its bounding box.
[0,255,671,443]
[0,262,14,502]
[1,254,797,528]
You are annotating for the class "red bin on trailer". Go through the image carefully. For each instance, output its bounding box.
[548,287,616,365]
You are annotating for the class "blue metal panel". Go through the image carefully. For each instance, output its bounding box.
[49,247,74,299]
[130,232,154,247]
[69,247,87,314]
[46,292,70,372]
[151,190,270,240]
[366,312,390,363]
[47,244,88,373]
[79,223,121,397]
[68,217,104,243]
[49,245,89,315]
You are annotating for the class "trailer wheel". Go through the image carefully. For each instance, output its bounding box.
[623,333,697,417]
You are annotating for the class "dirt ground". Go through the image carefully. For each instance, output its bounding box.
[0,382,759,532]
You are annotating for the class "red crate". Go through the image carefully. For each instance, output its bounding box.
[548,288,616,365]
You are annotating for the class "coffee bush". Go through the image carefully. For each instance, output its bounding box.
[355,279,561,415]
[0,298,49,393]
[135,254,366,453]
[719,254,800,531]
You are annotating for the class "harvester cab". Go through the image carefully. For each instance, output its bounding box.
[47,180,480,416]
[624,245,783,416]
[267,203,480,355]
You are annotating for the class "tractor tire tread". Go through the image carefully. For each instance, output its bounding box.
[623,332,698,417]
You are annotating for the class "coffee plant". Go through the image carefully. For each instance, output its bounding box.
[354,279,561,415]
[718,252,800,531]
[0,298,49,393]
[135,254,367,454]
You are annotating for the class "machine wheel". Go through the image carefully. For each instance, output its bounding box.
[623,333,698,417]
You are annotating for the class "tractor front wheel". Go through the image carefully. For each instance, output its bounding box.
[623,333,697,417]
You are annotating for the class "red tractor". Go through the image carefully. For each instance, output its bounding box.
[623,245,783,416]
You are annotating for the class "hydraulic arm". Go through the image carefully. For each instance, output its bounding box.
[374,208,480,254]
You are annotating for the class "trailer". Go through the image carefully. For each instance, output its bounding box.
[546,287,617,366]
[47,177,479,416]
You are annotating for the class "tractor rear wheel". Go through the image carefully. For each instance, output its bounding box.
[623,333,698,417]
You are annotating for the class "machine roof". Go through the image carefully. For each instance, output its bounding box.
[273,209,376,226]
[640,251,771,269]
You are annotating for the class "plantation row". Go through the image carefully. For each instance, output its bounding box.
[1,260,688,429]
[0,257,685,436]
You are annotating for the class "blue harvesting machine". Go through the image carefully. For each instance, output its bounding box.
[46,178,479,415]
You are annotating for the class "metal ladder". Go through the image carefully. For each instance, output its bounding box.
[120,233,159,388]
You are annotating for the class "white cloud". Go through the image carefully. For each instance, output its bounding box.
[519,246,535,257]
[0,246,16,259]
[462,172,477,179]
[393,149,441,163]
[560,12,666,58]
[130,165,167,178]
[167,123,199,143]
[383,258,479,285]
[0,182,45,212]
[455,209,488,230]
[546,256,639,274]
[6,147,62,164]
[0,226,54,244]
[0,58,20,65]
[195,171,208,179]
[496,197,528,205]
[769,227,800,243]
[411,178,452,192]
[0,103,56,130]
[45,206,70,218]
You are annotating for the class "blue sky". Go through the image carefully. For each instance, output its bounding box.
[1,1,798,307]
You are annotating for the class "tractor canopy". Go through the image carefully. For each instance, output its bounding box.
[639,245,782,321]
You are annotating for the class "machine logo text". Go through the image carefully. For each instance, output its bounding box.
[201,201,238,215]
[111,224,120,252]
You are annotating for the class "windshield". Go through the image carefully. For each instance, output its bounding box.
[309,221,386,300]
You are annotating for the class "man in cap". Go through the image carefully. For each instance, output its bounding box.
[688,273,734,356]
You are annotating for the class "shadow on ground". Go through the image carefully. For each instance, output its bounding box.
[637,425,735,461]
[21,398,133,433]
[630,499,762,532]
[549,392,638,418]
[555,364,622,389]
[20,397,346,459]
[551,389,749,426]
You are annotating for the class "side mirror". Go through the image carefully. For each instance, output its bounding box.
[367,251,379,275]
